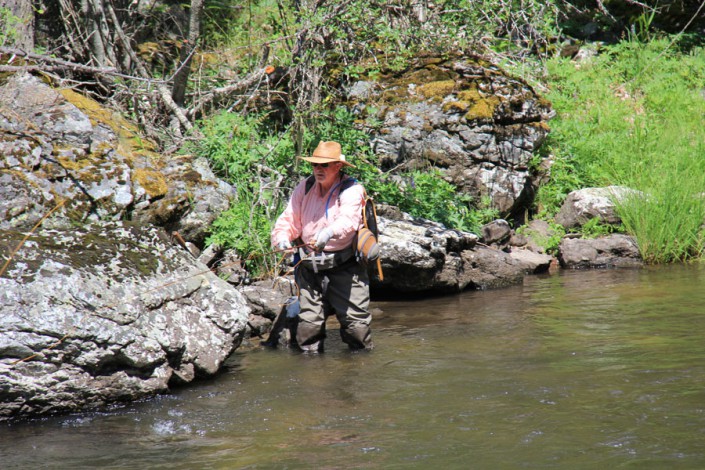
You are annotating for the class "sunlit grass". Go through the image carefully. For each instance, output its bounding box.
[538,38,705,262]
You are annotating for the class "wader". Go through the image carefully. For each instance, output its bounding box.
[294,249,372,352]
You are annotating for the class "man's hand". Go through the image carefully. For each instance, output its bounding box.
[311,228,333,252]
[277,239,293,253]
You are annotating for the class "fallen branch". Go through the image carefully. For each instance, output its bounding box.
[0,47,117,75]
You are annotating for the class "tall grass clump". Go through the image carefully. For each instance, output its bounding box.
[538,37,705,262]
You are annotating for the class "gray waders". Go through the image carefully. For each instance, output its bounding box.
[293,251,372,352]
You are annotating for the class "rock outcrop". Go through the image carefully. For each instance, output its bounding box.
[0,222,249,422]
[348,53,555,218]
[0,72,233,245]
[373,208,525,294]
[0,73,248,422]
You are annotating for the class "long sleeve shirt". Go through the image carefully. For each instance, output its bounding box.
[271,175,365,252]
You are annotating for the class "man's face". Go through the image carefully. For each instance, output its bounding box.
[313,162,342,186]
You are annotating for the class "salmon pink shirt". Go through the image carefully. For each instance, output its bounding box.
[272,175,364,252]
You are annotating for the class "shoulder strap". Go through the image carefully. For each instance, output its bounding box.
[324,176,359,219]
[340,176,357,191]
[305,175,357,196]
[304,175,316,195]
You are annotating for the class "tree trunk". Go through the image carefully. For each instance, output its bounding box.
[171,0,204,107]
[1,0,34,51]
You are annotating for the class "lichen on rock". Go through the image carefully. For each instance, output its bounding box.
[347,52,555,218]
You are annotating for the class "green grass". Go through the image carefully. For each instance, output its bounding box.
[536,37,705,262]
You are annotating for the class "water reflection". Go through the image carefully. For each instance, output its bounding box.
[2,265,705,468]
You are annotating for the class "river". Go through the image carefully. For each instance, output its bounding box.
[2,265,705,468]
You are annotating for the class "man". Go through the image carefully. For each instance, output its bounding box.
[271,141,373,352]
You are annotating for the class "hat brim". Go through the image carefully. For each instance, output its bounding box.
[299,155,355,168]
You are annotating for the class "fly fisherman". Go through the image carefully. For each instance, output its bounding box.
[271,141,373,352]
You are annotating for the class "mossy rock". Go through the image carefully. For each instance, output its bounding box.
[417,80,457,101]
[59,88,159,163]
[134,168,169,198]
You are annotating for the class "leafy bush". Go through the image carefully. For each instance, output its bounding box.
[360,169,497,234]
[515,222,566,255]
[183,111,295,276]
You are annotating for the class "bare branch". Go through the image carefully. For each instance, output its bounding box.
[101,0,194,133]
[0,47,116,73]
[188,67,269,119]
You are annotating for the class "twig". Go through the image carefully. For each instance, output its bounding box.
[102,1,194,133]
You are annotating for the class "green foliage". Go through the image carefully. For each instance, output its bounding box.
[207,192,274,265]
[537,37,705,262]
[183,111,295,276]
[366,169,498,234]
[0,7,20,46]
[201,0,291,66]
[534,152,593,218]
[580,217,620,239]
[616,180,705,263]
[516,222,566,255]
[199,0,563,83]
[190,0,705,272]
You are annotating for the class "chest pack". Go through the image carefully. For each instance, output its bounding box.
[305,175,383,280]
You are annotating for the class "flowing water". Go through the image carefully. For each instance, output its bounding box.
[2,265,705,469]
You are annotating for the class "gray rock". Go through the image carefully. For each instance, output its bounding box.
[509,249,555,274]
[352,54,555,216]
[555,186,637,229]
[558,234,643,269]
[0,222,249,422]
[0,73,233,245]
[481,219,511,245]
[373,214,524,293]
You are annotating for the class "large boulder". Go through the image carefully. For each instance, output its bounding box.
[373,208,525,294]
[348,53,554,218]
[0,222,249,422]
[0,72,250,422]
[555,186,636,229]
[0,72,233,245]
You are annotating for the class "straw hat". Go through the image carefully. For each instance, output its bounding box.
[299,141,355,168]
